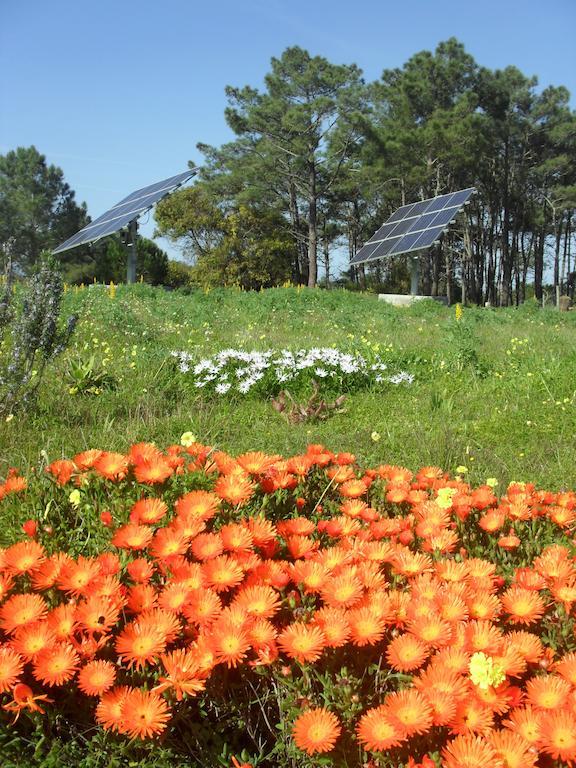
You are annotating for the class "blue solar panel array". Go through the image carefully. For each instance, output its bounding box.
[53,169,198,254]
[351,187,475,266]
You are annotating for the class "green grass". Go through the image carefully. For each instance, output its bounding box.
[1,284,575,492]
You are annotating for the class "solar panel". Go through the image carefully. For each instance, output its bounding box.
[351,187,475,266]
[53,169,198,254]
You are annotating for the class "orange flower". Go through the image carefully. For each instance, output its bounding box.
[233,585,281,619]
[203,555,245,592]
[182,588,222,627]
[153,649,206,700]
[127,558,155,583]
[130,497,168,524]
[277,622,326,663]
[540,709,576,764]
[115,621,167,669]
[209,620,251,668]
[356,705,403,752]
[75,595,121,633]
[78,660,116,696]
[236,451,280,475]
[408,614,453,648]
[46,459,75,485]
[385,689,433,737]
[191,532,223,561]
[503,705,543,746]
[11,622,56,660]
[490,728,537,768]
[95,685,131,732]
[0,593,48,633]
[46,604,77,641]
[112,523,154,551]
[57,556,101,596]
[32,642,79,686]
[0,646,24,692]
[339,479,367,499]
[149,527,188,561]
[525,674,571,710]
[175,490,220,521]
[30,552,71,590]
[126,583,158,614]
[292,708,341,755]
[214,473,255,506]
[220,523,254,553]
[320,572,363,608]
[501,587,546,625]
[121,687,171,739]
[442,734,500,768]
[72,449,103,470]
[3,540,46,575]
[553,651,576,685]
[2,683,52,722]
[133,457,173,484]
[347,607,386,646]
[93,451,129,481]
[386,633,429,672]
[311,607,351,648]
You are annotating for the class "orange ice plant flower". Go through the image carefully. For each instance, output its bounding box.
[32,642,80,686]
[115,620,167,669]
[540,709,576,764]
[0,593,48,634]
[501,586,546,625]
[0,646,24,692]
[2,683,53,723]
[277,622,326,663]
[120,687,171,739]
[292,708,341,755]
[356,705,404,752]
[442,733,501,768]
[214,473,256,506]
[386,633,429,672]
[3,540,46,575]
[78,660,116,696]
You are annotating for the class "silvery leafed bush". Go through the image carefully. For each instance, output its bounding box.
[171,347,413,396]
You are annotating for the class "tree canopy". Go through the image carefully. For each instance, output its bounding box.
[161,39,575,304]
[0,147,89,273]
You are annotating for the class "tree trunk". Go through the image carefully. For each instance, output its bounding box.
[534,226,544,303]
[288,181,303,284]
[307,159,318,288]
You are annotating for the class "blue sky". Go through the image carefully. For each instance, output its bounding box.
[1,0,575,272]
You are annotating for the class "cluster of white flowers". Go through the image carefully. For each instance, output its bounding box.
[171,348,413,396]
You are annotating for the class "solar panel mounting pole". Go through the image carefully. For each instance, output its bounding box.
[409,256,420,295]
[127,219,138,284]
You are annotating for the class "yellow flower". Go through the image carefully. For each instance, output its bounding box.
[180,431,197,447]
[469,652,505,690]
[5,413,14,423]
[69,489,81,508]
[370,431,381,442]
[436,487,456,509]
[486,477,499,488]
[456,465,468,475]
[455,303,463,322]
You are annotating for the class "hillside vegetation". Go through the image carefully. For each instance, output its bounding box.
[1,285,574,492]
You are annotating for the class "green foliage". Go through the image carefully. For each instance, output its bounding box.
[0,255,76,416]
[1,285,575,492]
[0,147,88,272]
[66,354,117,396]
[156,187,297,289]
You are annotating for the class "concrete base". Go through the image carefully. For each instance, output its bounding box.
[378,294,448,307]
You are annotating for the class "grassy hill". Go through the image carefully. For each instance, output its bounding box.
[1,284,575,491]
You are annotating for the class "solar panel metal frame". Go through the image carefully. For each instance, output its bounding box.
[53,169,199,254]
[351,187,475,266]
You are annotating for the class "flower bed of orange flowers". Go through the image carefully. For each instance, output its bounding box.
[1,441,576,766]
